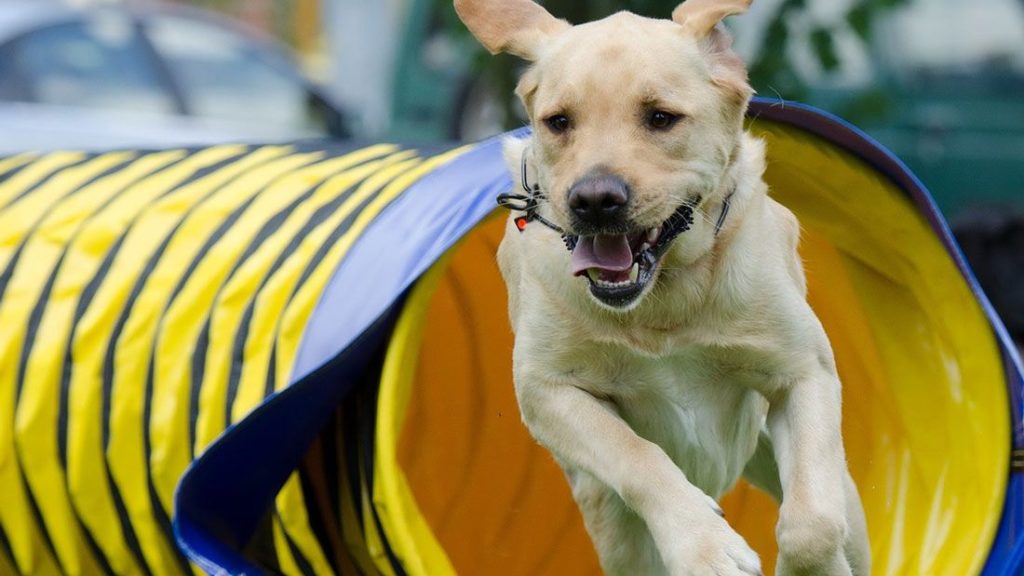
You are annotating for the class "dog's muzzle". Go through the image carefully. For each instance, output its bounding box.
[496,151,733,308]
[570,200,697,308]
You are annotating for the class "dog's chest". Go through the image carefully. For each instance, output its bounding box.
[587,350,766,498]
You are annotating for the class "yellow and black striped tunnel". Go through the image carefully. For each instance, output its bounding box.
[0,143,468,576]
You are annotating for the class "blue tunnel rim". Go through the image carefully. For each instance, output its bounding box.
[173,98,1024,575]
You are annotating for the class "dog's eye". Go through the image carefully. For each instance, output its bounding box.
[544,114,571,134]
[646,111,681,131]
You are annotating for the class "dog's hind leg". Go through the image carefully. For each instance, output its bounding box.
[568,469,667,576]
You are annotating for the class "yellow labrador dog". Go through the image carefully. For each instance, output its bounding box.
[454,1,870,574]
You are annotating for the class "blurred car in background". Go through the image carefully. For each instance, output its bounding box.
[390,0,1024,218]
[0,1,348,153]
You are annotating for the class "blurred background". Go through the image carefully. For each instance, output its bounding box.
[0,0,1020,349]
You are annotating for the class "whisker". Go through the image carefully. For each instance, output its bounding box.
[692,206,719,228]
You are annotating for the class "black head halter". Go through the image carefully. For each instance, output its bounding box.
[496,150,732,252]
[496,151,578,250]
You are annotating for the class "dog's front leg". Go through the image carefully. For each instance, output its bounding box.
[767,355,868,576]
[515,377,761,576]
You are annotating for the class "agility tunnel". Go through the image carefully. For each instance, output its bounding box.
[0,99,1020,576]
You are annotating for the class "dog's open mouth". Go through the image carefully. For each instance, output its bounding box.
[570,203,695,307]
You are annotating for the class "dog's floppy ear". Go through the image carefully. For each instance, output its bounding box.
[671,0,751,37]
[673,0,753,103]
[454,0,569,61]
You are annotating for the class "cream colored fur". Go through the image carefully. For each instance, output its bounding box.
[455,1,871,574]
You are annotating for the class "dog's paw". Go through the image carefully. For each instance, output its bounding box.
[775,504,852,576]
[667,520,762,576]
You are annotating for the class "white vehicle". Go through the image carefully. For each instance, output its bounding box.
[0,1,348,153]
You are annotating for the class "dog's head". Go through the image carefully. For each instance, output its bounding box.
[457,0,754,310]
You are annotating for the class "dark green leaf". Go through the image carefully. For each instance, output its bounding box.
[846,4,873,40]
[780,0,807,13]
[810,27,840,72]
[836,89,893,124]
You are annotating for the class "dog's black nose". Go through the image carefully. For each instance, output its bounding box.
[568,174,630,228]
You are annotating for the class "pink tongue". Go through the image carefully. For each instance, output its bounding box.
[571,235,633,276]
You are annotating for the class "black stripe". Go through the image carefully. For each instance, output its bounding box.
[60,232,124,468]
[317,410,352,574]
[220,174,380,424]
[13,250,118,574]
[341,395,365,529]
[0,523,15,574]
[241,510,279,574]
[298,460,338,574]
[104,232,188,575]
[5,156,137,575]
[252,171,409,402]
[59,234,151,576]
[265,346,278,399]
[0,155,42,192]
[0,240,27,304]
[139,176,325,564]
[0,154,94,211]
[276,512,318,576]
[145,354,193,575]
[185,150,389,454]
[322,412,343,538]
[3,153,130,212]
[168,188,313,459]
[100,192,264,576]
[78,521,118,576]
[356,365,407,576]
[102,152,322,574]
[189,319,210,454]
[15,469,59,569]
[59,150,261,575]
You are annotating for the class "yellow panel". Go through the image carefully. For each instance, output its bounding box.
[379,121,1008,576]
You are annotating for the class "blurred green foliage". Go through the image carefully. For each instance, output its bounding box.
[438,0,912,125]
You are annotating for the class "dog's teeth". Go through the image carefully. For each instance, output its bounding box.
[587,269,601,282]
[647,227,661,243]
[629,263,639,282]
